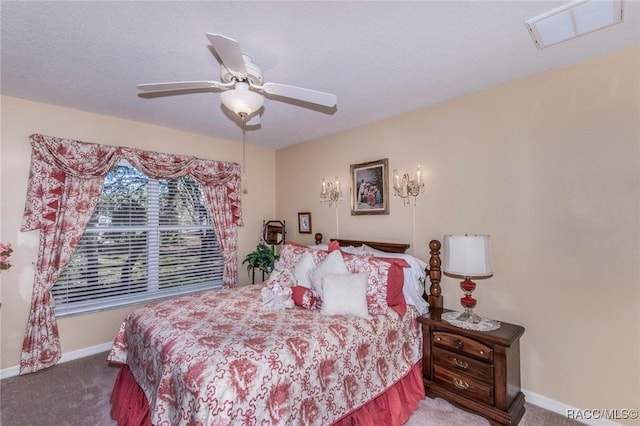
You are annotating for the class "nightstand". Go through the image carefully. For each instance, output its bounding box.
[418,309,526,425]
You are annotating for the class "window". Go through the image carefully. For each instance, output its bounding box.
[52,161,224,316]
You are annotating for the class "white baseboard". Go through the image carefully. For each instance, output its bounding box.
[0,341,113,380]
[523,389,622,426]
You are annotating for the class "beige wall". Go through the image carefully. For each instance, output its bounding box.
[277,46,640,418]
[0,96,276,369]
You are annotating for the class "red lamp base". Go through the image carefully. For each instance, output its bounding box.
[457,277,481,323]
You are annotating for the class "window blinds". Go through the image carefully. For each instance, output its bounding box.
[52,162,224,316]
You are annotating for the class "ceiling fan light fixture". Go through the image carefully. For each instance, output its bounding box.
[220,82,264,117]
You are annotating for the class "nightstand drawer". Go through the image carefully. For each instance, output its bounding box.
[433,347,493,382]
[433,365,494,405]
[433,331,493,361]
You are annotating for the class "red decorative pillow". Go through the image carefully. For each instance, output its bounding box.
[291,286,321,310]
[378,258,409,316]
[328,240,342,252]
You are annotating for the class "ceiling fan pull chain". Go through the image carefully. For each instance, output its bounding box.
[241,114,248,195]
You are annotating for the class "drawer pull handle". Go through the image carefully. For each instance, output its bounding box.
[453,358,469,369]
[453,378,470,390]
[454,339,465,350]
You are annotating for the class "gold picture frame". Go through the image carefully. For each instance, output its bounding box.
[350,158,389,215]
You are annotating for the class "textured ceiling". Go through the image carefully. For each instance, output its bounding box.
[1,1,639,149]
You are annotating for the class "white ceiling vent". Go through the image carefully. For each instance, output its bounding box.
[526,0,624,49]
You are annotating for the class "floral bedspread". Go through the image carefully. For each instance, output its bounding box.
[108,284,422,425]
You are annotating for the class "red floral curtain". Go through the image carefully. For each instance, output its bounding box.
[20,134,242,374]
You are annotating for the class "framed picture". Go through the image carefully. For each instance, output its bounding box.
[350,158,389,215]
[298,212,312,234]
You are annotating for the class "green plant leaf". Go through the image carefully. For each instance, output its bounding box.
[242,244,279,274]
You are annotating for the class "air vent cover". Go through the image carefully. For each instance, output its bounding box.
[526,0,624,49]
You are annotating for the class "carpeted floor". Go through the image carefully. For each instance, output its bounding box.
[404,395,584,426]
[0,352,118,426]
[0,351,584,425]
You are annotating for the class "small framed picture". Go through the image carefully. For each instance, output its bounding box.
[298,212,312,234]
[351,158,389,215]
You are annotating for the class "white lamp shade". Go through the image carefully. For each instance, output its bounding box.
[443,234,493,277]
[220,82,264,116]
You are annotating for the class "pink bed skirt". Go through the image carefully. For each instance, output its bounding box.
[110,361,425,425]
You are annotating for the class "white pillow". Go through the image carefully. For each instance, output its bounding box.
[360,244,387,255]
[294,252,316,288]
[321,273,369,318]
[309,250,348,298]
[339,245,362,255]
[361,245,427,269]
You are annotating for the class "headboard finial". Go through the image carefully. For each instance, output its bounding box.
[315,233,323,245]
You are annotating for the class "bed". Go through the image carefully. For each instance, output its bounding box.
[108,236,442,425]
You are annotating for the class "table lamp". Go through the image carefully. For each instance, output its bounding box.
[443,234,493,323]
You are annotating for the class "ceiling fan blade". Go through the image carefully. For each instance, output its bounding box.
[137,81,229,92]
[245,114,261,126]
[261,82,337,107]
[206,33,248,78]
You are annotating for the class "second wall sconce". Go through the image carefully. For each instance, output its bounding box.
[393,165,425,206]
[320,177,343,207]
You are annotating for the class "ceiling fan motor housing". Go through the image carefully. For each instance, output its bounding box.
[221,55,263,85]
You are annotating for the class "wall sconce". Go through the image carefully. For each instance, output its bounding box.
[393,165,425,206]
[320,177,343,207]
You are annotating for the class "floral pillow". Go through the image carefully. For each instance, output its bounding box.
[327,241,408,316]
[341,254,390,315]
[273,241,327,275]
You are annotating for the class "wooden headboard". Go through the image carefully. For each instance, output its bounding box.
[329,238,410,254]
[314,233,443,309]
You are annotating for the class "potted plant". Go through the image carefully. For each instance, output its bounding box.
[242,243,279,275]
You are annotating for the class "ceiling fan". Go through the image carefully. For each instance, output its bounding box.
[137,33,338,126]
